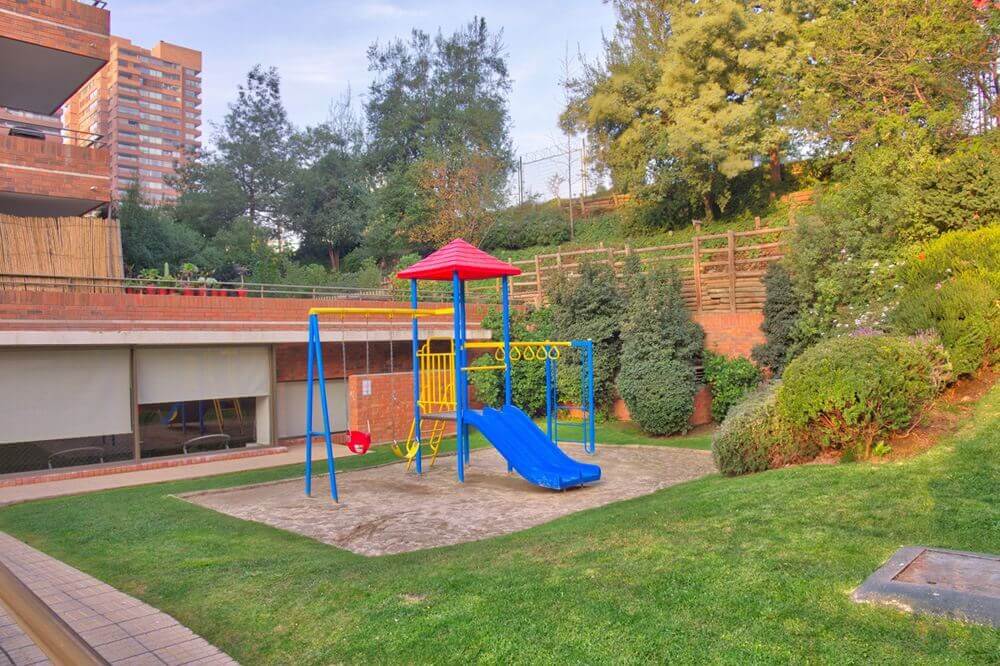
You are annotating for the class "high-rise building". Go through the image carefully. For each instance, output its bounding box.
[0,0,111,217]
[65,37,202,205]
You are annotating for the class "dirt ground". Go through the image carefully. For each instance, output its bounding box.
[182,445,716,556]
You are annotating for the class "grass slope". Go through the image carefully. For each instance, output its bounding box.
[0,389,997,664]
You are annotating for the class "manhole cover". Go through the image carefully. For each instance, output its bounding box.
[854,546,1000,627]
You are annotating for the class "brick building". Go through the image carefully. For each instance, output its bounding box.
[0,289,491,482]
[64,36,202,205]
[0,0,111,216]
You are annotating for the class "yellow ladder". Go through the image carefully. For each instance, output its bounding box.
[392,338,455,468]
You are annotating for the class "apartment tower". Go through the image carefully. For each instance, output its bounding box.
[65,37,202,205]
[0,0,111,216]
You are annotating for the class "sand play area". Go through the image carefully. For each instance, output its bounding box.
[182,445,716,556]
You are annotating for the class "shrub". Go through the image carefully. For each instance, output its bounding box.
[752,263,800,375]
[891,228,1000,375]
[712,383,795,476]
[616,261,704,435]
[617,354,698,435]
[704,352,763,422]
[467,306,553,417]
[550,262,625,410]
[482,206,571,251]
[776,335,936,458]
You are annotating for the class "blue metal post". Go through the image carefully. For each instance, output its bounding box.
[410,279,422,475]
[501,276,512,407]
[588,341,595,453]
[545,351,554,443]
[460,281,470,465]
[451,271,465,482]
[304,315,316,496]
[312,315,338,501]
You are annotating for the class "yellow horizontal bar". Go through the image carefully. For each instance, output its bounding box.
[463,364,507,371]
[465,340,573,349]
[308,306,454,317]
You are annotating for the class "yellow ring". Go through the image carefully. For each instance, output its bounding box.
[548,346,561,360]
[494,348,505,362]
[523,346,537,361]
[510,347,522,361]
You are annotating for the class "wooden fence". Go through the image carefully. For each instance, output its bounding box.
[469,226,790,313]
[0,215,123,285]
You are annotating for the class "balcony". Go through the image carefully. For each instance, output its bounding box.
[0,0,110,114]
[0,120,110,216]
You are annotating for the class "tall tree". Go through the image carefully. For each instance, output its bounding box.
[365,17,513,245]
[214,65,294,239]
[564,1,809,221]
[796,0,996,146]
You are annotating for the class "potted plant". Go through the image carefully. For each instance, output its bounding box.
[194,276,208,296]
[179,263,199,296]
[159,263,176,295]
[138,268,161,295]
[204,276,222,296]
[233,265,249,297]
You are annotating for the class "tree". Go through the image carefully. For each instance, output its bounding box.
[407,150,503,247]
[284,103,370,269]
[549,261,626,410]
[616,261,705,434]
[365,18,513,236]
[171,154,246,238]
[214,65,294,239]
[796,0,996,146]
[366,17,512,172]
[118,186,204,274]
[564,1,807,221]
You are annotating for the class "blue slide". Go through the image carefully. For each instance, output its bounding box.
[465,405,601,490]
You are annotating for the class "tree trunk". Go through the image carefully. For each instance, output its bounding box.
[702,192,716,222]
[769,148,782,184]
[328,247,340,271]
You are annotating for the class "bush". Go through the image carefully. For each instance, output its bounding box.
[752,263,799,375]
[616,261,704,434]
[704,352,762,422]
[617,354,698,435]
[712,383,794,476]
[482,206,571,251]
[891,228,1000,375]
[776,335,936,458]
[467,307,553,417]
[550,262,625,410]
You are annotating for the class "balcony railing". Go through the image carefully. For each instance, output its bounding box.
[0,272,499,303]
[0,119,105,149]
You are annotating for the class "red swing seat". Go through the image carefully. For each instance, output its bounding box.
[345,429,372,455]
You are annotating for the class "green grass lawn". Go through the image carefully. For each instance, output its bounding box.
[0,390,997,664]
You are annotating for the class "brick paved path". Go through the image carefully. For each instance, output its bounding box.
[0,533,236,665]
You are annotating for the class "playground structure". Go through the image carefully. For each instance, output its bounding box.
[304,239,601,501]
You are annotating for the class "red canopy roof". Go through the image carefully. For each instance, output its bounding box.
[396,238,522,282]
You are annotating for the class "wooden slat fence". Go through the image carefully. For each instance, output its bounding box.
[469,226,789,313]
[0,215,123,292]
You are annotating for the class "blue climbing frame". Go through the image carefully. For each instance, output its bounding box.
[545,340,596,454]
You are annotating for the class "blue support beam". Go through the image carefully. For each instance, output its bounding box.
[410,279,422,475]
[451,271,465,483]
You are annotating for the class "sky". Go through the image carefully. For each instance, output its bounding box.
[110,0,617,198]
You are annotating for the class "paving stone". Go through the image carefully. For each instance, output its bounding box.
[0,532,239,665]
[96,637,151,662]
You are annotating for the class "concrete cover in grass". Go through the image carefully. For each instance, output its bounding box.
[183,445,715,556]
[853,546,1000,627]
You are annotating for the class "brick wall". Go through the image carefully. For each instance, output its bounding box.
[0,0,110,62]
[693,311,765,359]
[0,135,110,204]
[0,291,485,335]
[276,341,413,382]
[612,386,713,428]
[347,371,458,445]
